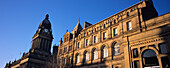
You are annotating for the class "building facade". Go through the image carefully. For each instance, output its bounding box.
[57,0,170,68]
[5,0,170,68]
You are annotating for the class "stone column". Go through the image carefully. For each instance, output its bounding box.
[98,32,101,42]
[108,27,112,39]
[89,35,93,46]
[157,56,163,68]
[89,52,92,63]
[108,46,112,60]
[98,49,102,63]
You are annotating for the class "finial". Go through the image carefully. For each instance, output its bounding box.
[45,13,49,19]
[66,29,68,32]
[78,17,80,24]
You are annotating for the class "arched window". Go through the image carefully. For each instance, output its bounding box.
[76,53,80,63]
[103,46,108,58]
[93,49,98,60]
[115,67,120,68]
[85,52,89,62]
[142,49,159,67]
[113,43,120,55]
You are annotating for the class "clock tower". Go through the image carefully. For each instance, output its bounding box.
[31,13,53,54]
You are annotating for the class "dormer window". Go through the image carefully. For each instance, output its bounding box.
[110,19,112,25]
[67,37,68,41]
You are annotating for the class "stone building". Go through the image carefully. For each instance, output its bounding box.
[57,0,170,68]
[5,0,170,68]
[5,14,58,68]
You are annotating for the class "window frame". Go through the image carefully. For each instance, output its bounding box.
[93,49,98,60]
[86,39,89,46]
[159,43,167,54]
[76,54,80,63]
[133,48,138,58]
[103,32,106,40]
[94,36,97,43]
[127,21,132,31]
[85,52,89,62]
[114,28,118,36]
[103,46,108,58]
[113,43,120,55]
[78,42,80,49]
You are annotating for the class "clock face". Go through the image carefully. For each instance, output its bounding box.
[44,29,48,32]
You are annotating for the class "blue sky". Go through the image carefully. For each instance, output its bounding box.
[0,0,169,67]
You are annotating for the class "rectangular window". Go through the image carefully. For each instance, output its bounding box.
[127,12,129,17]
[127,21,132,30]
[110,20,112,25]
[114,20,116,24]
[161,57,169,68]
[103,32,106,40]
[114,28,118,36]
[94,36,97,43]
[78,42,80,49]
[133,48,138,58]
[134,61,140,68]
[159,43,167,53]
[103,24,105,28]
[86,39,89,46]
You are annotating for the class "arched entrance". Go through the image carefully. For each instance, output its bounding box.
[142,49,159,68]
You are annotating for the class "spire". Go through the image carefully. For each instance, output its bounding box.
[71,18,83,34]
[45,13,49,20]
